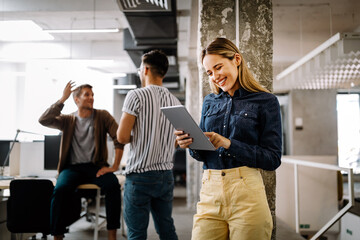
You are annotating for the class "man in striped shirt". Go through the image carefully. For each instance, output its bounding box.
[117,50,180,240]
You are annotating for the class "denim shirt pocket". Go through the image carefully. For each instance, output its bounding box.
[205,105,221,117]
[236,109,258,121]
[204,104,223,133]
[232,105,259,142]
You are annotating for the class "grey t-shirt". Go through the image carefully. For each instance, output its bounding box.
[69,112,95,165]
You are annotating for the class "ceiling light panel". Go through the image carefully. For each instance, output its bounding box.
[0,20,54,41]
[43,28,119,33]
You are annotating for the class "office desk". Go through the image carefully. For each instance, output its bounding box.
[0,179,11,190]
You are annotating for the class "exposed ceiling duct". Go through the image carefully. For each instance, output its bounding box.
[274,32,360,93]
[117,0,173,12]
[115,0,179,92]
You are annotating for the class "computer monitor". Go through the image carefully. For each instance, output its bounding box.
[0,140,10,166]
[44,135,61,170]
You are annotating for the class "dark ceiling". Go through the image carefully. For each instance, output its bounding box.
[116,0,179,89]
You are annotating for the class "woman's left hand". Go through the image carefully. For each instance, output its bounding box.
[204,132,231,149]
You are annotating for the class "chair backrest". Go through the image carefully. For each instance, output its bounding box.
[7,179,54,234]
[173,147,186,172]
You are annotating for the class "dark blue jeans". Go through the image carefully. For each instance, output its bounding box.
[124,170,178,240]
[51,163,121,236]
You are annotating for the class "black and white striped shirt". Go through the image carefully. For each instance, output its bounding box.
[122,85,181,174]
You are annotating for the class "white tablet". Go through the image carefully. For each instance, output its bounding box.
[161,105,216,151]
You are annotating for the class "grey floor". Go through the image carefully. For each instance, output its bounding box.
[31,186,304,240]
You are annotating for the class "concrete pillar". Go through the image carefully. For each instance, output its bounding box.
[193,0,277,239]
[185,63,202,209]
[199,0,236,99]
[183,0,203,209]
[237,2,276,239]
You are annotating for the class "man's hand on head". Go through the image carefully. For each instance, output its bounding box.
[60,81,76,103]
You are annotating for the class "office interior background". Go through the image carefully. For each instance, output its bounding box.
[0,0,359,239]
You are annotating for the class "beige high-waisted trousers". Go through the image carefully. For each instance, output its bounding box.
[191,166,273,240]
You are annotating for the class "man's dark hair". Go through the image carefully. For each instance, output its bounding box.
[142,50,169,77]
[72,84,93,100]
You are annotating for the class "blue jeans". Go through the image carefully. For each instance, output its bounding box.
[51,163,121,236]
[124,170,178,240]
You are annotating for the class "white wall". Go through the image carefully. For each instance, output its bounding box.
[0,63,23,140]
[289,89,338,156]
[0,60,115,141]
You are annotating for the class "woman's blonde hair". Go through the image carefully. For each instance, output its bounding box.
[201,37,269,94]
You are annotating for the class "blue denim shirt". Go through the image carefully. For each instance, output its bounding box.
[189,87,282,171]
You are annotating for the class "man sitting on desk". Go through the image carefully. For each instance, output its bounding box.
[39,82,122,240]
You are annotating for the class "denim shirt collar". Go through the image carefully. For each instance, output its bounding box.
[214,87,251,99]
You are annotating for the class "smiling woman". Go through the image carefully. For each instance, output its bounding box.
[201,38,269,95]
[202,53,241,97]
[174,37,282,240]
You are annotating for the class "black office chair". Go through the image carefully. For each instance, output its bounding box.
[7,179,54,239]
[7,179,82,239]
[173,147,186,186]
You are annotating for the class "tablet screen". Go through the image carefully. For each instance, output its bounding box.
[161,105,215,151]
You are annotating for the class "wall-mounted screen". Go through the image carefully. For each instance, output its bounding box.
[44,135,61,170]
[0,140,10,166]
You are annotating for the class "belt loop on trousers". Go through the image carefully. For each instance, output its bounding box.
[237,167,242,179]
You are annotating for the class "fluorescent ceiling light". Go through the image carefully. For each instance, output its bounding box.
[168,56,176,65]
[43,29,119,33]
[108,73,127,78]
[163,82,179,89]
[0,20,54,41]
[113,85,137,90]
